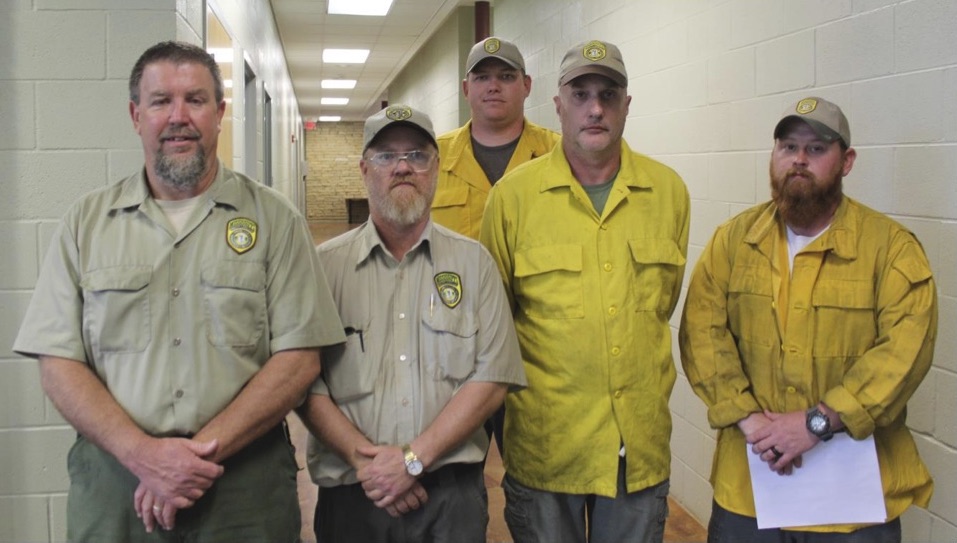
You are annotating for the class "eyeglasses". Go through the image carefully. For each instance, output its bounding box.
[366,150,436,172]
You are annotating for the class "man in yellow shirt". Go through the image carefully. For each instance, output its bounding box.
[481,40,690,543]
[679,97,936,542]
[432,36,559,241]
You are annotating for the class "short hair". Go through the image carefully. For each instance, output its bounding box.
[129,41,224,104]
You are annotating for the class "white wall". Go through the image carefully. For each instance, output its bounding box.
[390,0,957,540]
[0,1,303,540]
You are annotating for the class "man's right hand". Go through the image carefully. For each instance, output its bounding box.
[129,437,224,509]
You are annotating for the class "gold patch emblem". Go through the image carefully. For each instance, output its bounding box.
[433,272,462,309]
[583,40,607,62]
[484,38,501,54]
[226,218,257,254]
[385,105,412,121]
[796,98,818,115]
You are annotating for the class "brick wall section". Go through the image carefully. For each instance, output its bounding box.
[305,122,366,222]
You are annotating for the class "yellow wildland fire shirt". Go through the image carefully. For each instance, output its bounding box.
[481,141,689,497]
[679,197,936,532]
[432,119,559,240]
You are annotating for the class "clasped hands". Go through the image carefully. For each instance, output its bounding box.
[129,437,224,533]
[355,444,429,518]
[740,410,819,476]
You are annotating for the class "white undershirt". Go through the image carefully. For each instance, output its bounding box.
[786,225,829,271]
[155,195,204,235]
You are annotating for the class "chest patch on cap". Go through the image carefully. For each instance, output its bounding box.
[226,218,257,254]
[433,272,462,309]
[484,38,501,54]
[796,98,818,114]
[386,105,412,121]
[583,40,607,62]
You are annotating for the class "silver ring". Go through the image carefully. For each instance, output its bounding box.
[153,505,161,511]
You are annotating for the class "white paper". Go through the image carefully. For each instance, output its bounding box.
[747,433,886,529]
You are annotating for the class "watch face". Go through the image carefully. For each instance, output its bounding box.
[810,414,828,433]
[407,459,424,476]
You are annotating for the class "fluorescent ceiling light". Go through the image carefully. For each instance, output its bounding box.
[323,49,370,64]
[322,79,357,89]
[319,116,342,122]
[328,0,393,16]
[321,97,349,105]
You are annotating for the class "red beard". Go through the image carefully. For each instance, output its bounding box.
[770,168,843,230]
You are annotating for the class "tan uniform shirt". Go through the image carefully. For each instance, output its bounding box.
[307,221,526,487]
[14,164,345,435]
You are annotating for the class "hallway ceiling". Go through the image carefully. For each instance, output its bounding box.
[271,0,470,122]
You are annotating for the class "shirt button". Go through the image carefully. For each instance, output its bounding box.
[172,288,180,297]
[175,389,184,398]
[608,306,617,316]
[173,338,181,346]
[603,263,613,272]
[614,390,622,398]
[399,354,407,362]
[786,386,797,394]
[399,313,406,319]
[611,347,621,356]
[402,398,409,407]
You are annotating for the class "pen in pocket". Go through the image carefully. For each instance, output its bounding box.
[344,326,365,352]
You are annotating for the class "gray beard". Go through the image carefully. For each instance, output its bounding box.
[155,146,207,191]
[379,190,430,226]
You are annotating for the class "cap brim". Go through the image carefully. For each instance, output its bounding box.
[467,55,522,74]
[559,65,627,88]
[774,116,844,145]
[364,121,438,151]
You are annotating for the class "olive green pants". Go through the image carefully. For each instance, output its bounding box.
[66,425,300,543]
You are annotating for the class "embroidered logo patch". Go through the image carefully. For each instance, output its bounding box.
[226,218,257,254]
[385,105,413,121]
[433,272,462,309]
[583,40,607,62]
[796,98,818,115]
[484,38,501,54]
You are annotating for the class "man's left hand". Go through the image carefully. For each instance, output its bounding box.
[355,444,418,508]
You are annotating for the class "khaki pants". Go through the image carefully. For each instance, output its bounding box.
[66,425,300,543]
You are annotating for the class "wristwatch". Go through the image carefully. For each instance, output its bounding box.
[401,444,424,476]
[806,406,834,442]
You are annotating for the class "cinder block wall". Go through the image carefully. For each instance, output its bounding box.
[389,0,957,540]
[304,122,365,222]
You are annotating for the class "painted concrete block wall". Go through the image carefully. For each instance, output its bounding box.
[0,1,303,540]
[393,0,957,538]
[389,7,474,134]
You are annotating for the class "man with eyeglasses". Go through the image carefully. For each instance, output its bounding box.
[297,105,526,543]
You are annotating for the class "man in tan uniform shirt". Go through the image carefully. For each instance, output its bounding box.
[13,41,344,542]
[298,105,525,543]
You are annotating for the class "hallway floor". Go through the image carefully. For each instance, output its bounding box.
[301,222,708,542]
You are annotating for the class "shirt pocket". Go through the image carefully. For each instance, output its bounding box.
[322,320,377,403]
[812,279,875,357]
[201,262,267,348]
[627,239,686,313]
[727,266,775,347]
[80,266,152,353]
[421,307,477,384]
[514,245,584,319]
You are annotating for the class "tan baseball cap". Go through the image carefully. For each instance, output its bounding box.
[466,37,525,73]
[774,96,851,147]
[363,104,437,151]
[559,39,627,88]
